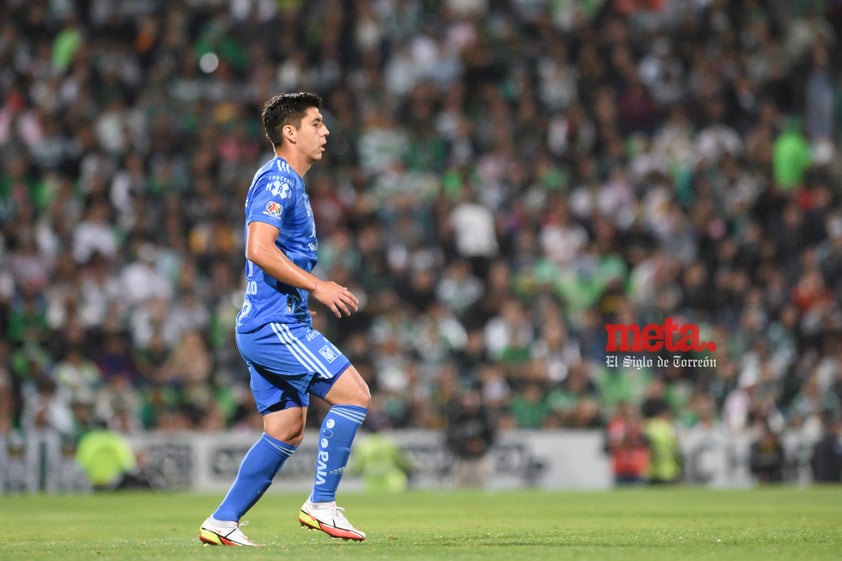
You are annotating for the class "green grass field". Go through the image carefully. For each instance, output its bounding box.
[3,487,841,561]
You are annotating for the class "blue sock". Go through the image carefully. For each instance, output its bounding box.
[213,433,297,521]
[311,405,367,503]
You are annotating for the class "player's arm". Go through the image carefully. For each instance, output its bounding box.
[246,220,359,318]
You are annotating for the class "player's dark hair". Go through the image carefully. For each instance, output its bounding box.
[261,92,322,147]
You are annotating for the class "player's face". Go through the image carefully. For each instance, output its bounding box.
[298,107,330,162]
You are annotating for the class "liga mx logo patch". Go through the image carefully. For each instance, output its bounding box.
[264,201,282,217]
[319,344,338,363]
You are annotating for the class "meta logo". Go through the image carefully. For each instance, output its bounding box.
[605,318,717,352]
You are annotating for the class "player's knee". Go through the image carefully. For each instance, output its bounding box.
[263,409,306,445]
[327,367,371,408]
[285,430,306,447]
[265,425,305,446]
[351,382,371,409]
[340,382,371,408]
[360,382,372,408]
[347,372,371,408]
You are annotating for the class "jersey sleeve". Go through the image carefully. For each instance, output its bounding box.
[246,173,296,229]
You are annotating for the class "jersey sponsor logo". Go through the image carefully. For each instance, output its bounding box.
[315,450,329,485]
[305,330,318,342]
[264,201,283,217]
[319,345,338,363]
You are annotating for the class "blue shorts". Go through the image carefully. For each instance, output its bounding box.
[235,322,351,413]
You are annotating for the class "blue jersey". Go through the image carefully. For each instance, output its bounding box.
[235,156,318,333]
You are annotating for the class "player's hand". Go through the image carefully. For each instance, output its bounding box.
[311,279,359,318]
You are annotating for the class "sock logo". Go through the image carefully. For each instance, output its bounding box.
[322,418,335,438]
[315,450,329,485]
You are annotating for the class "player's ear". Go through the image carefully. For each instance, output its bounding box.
[282,124,296,144]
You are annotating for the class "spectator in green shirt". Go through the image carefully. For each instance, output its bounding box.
[75,424,150,490]
[773,118,812,190]
[644,403,682,484]
[350,419,413,494]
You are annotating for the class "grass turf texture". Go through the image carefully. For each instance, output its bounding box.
[2,487,841,561]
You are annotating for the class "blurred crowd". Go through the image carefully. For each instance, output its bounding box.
[2,0,842,470]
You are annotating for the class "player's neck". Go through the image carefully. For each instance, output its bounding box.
[274,149,312,178]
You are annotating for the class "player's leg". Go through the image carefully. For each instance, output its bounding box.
[309,365,370,502]
[299,364,370,540]
[200,398,306,546]
[200,325,312,546]
[210,406,305,517]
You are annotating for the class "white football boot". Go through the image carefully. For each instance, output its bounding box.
[298,499,366,541]
[199,517,262,546]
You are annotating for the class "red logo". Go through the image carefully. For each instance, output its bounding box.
[605,318,716,352]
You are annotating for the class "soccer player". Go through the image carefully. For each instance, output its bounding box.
[199,92,370,546]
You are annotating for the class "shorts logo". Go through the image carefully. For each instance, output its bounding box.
[264,201,282,217]
[319,344,338,363]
